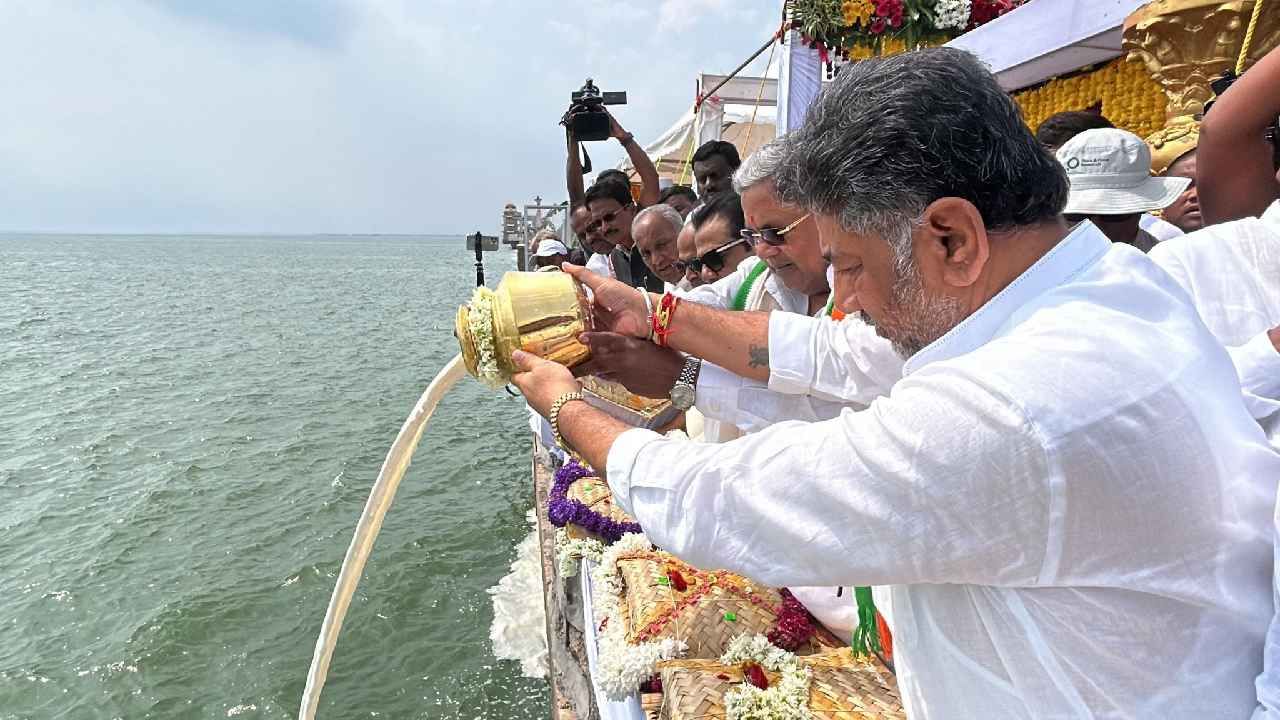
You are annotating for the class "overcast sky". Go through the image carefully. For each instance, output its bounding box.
[0,1,779,235]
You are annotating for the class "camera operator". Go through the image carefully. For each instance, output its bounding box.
[565,110,660,211]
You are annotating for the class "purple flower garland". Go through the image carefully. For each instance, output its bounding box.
[548,460,642,543]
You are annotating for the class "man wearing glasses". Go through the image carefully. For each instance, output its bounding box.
[675,219,703,290]
[584,180,665,292]
[684,192,754,286]
[571,205,616,280]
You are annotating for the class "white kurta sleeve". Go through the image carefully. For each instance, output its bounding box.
[695,361,854,433]
[606,366,1052,589]
[767,312,904,404]
[1227,331,1280,421]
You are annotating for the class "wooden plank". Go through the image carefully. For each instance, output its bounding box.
[532,441,597,719]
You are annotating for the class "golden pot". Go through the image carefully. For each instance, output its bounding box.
[455,271,592,386]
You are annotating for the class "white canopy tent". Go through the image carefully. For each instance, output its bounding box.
[619,73,777,186]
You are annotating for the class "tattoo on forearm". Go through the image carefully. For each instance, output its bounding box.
[747,344,769,368]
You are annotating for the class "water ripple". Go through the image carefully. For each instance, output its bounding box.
[0,234,543,718]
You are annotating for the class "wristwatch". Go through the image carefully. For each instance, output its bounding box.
[670,357,701,411]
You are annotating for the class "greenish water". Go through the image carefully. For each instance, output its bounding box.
[0,235,546,718]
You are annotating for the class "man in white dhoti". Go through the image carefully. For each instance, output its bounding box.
[516,48,1279,718]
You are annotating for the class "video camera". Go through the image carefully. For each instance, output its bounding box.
[566,78,627,142]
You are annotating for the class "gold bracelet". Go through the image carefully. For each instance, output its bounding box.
[548,391,586,452]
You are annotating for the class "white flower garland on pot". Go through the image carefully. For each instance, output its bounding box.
[465,287,504,387]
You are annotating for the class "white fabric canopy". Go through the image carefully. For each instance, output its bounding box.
[618,73,777,184]
[947,0,1150,91]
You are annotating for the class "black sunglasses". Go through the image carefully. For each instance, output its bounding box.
[676,237,747,274]
[597,205,634,225]
[740,213,811,247]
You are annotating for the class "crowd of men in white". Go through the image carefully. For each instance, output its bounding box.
[520,45,1280,718]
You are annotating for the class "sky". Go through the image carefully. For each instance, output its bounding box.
[0,1,780,235]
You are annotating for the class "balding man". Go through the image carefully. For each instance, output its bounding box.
[631,204,684,288]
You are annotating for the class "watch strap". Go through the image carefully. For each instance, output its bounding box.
[678,357,702,388]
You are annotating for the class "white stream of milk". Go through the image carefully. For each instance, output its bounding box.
[298,354,467,719]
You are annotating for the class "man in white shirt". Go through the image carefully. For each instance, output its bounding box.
[514,48,1278,718]
[1149,203,1280,446]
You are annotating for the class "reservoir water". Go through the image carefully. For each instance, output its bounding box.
[0,234,545,718]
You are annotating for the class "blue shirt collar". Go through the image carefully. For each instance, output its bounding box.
[902,221,1112,376]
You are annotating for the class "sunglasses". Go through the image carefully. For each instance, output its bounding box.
[740,213,811,246]
[597,205,633,225]
[676,237,748,274]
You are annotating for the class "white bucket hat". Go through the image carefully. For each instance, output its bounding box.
[1057,128,1190,215]
[534,239,569,257]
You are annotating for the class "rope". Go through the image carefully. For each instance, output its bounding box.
[741,33,780,158]
[1237,0,1267,75]
[678,23,786,186]
[676,107,700,186]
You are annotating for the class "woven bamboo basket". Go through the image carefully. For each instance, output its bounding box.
[657,648,904,719]
[612,550,843,659]
[641,692,663,719]
[563,475,638,542]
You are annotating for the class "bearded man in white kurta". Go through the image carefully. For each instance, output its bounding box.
[516,48,1279,718]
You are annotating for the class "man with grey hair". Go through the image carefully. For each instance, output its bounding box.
[579,141,903,640]
[631,204,684,287]
[513,47,1278,717]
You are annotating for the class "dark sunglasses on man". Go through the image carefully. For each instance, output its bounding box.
[675,237,748,274]
[739,213,811,247]
[597,204,634,225]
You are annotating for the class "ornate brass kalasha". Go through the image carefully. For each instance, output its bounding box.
[455,271,592,386]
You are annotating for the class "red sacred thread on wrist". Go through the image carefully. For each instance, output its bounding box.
[653,293,680,347]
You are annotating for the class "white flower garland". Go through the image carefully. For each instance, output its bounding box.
[590,532,686,699]
[466,287,504,388]
[554,528,603,578]
[933,0,971,30]
[720,634,813,720]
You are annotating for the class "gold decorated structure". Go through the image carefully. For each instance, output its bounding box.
[1125,0,1279,123]
[1013,0,1277,157]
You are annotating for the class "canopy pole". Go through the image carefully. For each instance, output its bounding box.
[696,27,785,111]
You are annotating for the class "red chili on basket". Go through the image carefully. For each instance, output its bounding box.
[743,662,769,690]
[666,568,688,592]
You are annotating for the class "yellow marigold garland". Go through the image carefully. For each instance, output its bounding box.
[1013,57,1167,138]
